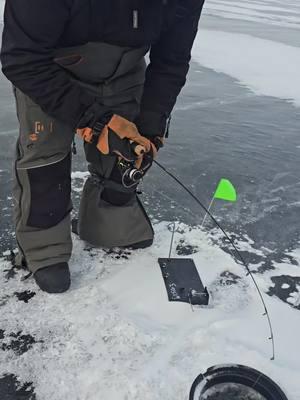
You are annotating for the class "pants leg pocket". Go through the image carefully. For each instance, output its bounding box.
[27,154,72,229]
[14,88,74,169]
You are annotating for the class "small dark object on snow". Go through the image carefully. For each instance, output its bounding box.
[14,291,36,303]
[1,331,39,356]
[189,364,288,400]
[158,258,209,306]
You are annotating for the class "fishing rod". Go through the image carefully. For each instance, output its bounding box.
[153,159,275,361]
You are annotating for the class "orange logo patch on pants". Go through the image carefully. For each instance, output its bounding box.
[29,133,39,142]
[29,121,54,142]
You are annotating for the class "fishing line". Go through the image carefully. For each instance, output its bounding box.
[153,159,275,361]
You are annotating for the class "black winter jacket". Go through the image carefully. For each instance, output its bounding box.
[0,0,205,136]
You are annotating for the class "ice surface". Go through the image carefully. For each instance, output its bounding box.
[203,0,300,29]
[0,1,4,23]
[287,290,300,307]
[71,171,90,180]
[0,1,300,399]
[0,222,299,400]
[192,30,300,107]
[71,171,89,193]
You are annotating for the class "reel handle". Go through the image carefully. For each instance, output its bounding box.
[130,142,146,156]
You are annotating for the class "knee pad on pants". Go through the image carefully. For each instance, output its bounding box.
[26,154,72,229]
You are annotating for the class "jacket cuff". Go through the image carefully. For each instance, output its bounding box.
[135,110,168,138]
[76,101,112,130]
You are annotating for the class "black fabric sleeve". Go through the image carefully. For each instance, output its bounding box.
[0,0,100,129]
[135,0,205,137]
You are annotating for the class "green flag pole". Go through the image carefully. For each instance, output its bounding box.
[201,196,216,228]
[201,179,237,228]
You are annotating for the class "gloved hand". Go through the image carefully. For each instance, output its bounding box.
[77,114,151,162]
[135,136,164,172]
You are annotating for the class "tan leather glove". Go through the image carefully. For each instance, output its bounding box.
[77,114,151,162]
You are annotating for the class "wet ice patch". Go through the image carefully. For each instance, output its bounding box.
[268,275,300,310]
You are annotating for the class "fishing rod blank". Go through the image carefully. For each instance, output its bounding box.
[153,160,275,361]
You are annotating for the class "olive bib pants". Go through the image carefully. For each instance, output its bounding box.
[13,42,153,273]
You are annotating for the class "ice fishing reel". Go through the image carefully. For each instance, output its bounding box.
[117,158,144,187]
[117,141,152,188]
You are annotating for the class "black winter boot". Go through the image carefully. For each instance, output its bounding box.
[34,262,71,294]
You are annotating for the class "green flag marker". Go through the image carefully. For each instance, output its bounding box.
[214,179,237,202]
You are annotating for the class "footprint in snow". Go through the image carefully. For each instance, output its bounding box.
[209,271,250,312]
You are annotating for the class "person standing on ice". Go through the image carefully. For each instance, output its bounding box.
[0,0,206,294]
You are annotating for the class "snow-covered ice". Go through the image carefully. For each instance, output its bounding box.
[0,223,300,399]
[0,1,4,22]
[192,30,300,108]
[0,223,300,400]
[192,0,300,108]
[203,0,300,29]
[281,284,290,290]
[71,171,90,181]
[71,171,90,193]
[1,0,300,399]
